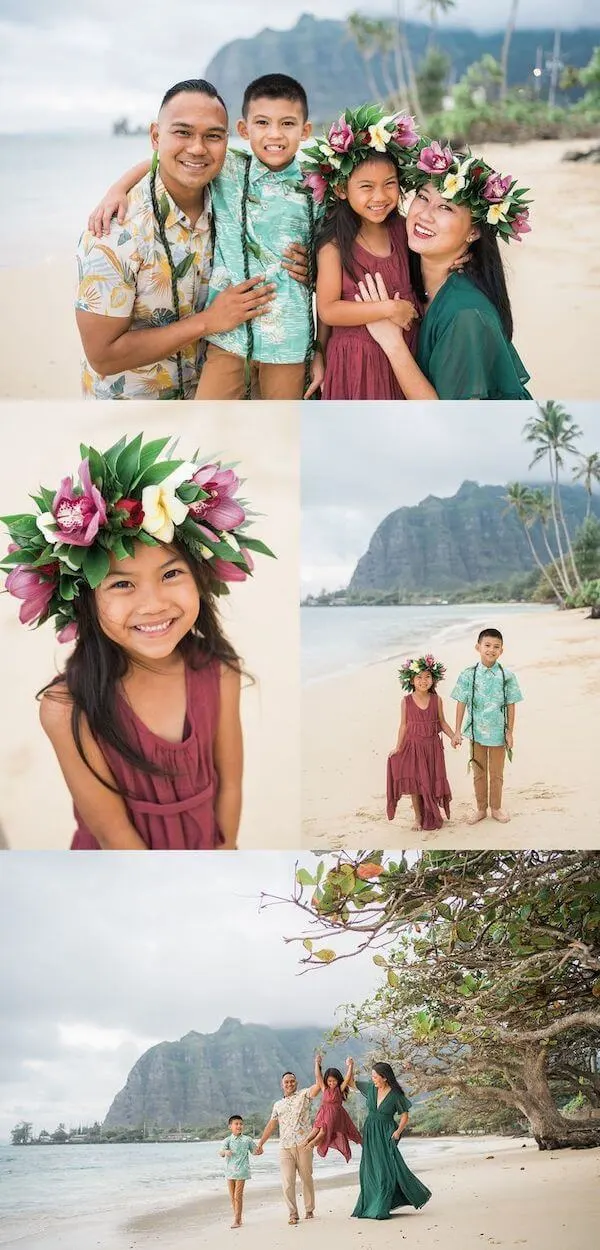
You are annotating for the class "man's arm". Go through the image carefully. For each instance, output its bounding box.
[254,1117,278,1154]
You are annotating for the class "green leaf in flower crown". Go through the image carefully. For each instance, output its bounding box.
[81,545,111,589]
[134,459,185,490]
[137,437,172,475]
[110,539,131,562]
[115,433,144,494]
[30,546,59,569]
[176,482,202,505]
[236,536,276,559]
[86,446,108,488]
[59,576,76,601]
[121,536,136,559]
[104,436,128,473]
[340,155,354,176]
[135,530,158,546]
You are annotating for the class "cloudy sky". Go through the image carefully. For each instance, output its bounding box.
[301,402,600,594]
[1,1,598,133]
[0,853,381,1142]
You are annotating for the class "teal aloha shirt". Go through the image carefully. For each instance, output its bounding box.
[206,149,316,365]
[221,1132,256,1180]
[451,661,523,747]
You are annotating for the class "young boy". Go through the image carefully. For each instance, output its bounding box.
[451,628,523,825]
[220,1114,256,1228]
[90,73,323,401]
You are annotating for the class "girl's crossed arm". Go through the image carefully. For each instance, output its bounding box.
[213,665,243,850]
[39,692,147,849]
[316,242,417,330]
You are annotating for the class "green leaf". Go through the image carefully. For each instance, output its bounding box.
[159,191,170,223]
[59,576,76,600]
[235,536,276,559]
[303,938,313,952]
[314,949,336,963]
[137,437,172,475]
[86,448,107,488]
[173,253,195,282]
[82,545,110,589]
[135,460,185,490]
[115,433,144,494]
[387,969,399,988]
[437,903,453,920]
[104,437,128,473]
[296,868,315,887]
[372,954,387,967]
[135,530,158,546]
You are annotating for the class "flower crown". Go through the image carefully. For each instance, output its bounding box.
[1,434,274,642]
[302,103,420,207]
[399,654,446,692]
[403,138,532,241]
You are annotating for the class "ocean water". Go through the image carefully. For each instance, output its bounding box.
[301,601,552,683]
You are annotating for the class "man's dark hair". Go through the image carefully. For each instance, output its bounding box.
[478,628,504,643]
[242,74,308,122]
[281,1071,296,1080]
[228,1114,244,1125]
[160,79,228,119]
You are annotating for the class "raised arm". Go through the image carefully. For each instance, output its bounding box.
[340,1056,355,1093]
[313,1053,325,1093]
[213,665,243,850]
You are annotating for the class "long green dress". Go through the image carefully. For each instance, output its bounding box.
[416,271,531,400]
[351,1080,432,1220]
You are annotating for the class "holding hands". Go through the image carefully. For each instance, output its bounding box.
[451,733,463,749]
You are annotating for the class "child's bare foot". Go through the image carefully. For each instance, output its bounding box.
[491,808,510,823]
[231,1221,241,1229]
[305,1211,314,1220]
[466,808,487,825]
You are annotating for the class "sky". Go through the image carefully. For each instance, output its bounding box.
[0,1,598,133]
[301,401,600,594]
[0,852,381,1142]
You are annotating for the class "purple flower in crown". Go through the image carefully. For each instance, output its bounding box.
[391,114,419,149]
[417,141,454,175]
[5,562,57,626]
[212,548,254,584]
[510,209,532,240]
[37,459,107,548]
[57,621,78,644]
[303,171,329,204]
[482,171,512,203]
[189,464,246,532]
[328,116,355,154]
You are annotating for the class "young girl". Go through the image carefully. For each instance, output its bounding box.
[303,104,421,400]
[1,434,273,850]
[387,654,454,832]
[301,1054,362,1162]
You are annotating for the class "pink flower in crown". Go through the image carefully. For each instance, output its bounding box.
[37,459,107,548]
[5,562,57,625]
[57,621,78,644]
[212,549,255,583]
[391,114,419,149]
[482,171,512,203]
[510,209,531,240]
[189,464,246,532]
[303,171,328,204]
[417,141,454,175]
[328,116,355,154]
[425,654,435,666]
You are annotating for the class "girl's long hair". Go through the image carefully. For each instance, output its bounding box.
[372,1061,406,1095]
[408,221,513,340]
[323,1067,349,1101]
[38,539,242,792]
[316,153,401,285]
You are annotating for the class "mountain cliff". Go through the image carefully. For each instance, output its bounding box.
[348,480,597,595]
[103,1018,365,1129]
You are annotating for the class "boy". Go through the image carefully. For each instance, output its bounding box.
[451,628,523,825]
[220,1114,256,1228]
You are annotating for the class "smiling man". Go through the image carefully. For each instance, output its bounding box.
[76,79,274,399]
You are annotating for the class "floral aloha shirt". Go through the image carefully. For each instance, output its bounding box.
[270,1088,313,1148]
[451,661,523,747]
[76,172,213,400]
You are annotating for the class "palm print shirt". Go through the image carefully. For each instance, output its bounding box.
[270,1088,313,1148]
[206,150,314,365]
[76,172,213,399]
[451,661,523,747]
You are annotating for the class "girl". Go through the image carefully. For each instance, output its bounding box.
[387,654,454,832]
[304,104,421,400]
[355,138,532,400]
[351,1062,431,1220]
[301,1054,362,1162]
[1,434,273,850]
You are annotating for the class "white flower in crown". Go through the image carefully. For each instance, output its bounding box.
[410,660,421,673]
[441,171,466,199]
[141,461,196,544]
[368,118,395,152]
[486,198,511,227]
[319,142,342,169]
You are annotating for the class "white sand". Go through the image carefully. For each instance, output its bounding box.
[302,606,600,847]
[0,401,300,849]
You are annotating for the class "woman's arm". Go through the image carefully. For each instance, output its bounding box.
[316,242,416,329]
[213,665,243,849]
[395,699,407,752]
[392,1111,409,1140]
[39,692,147,849]
[340,1056,354,1093]
[88,160,152,236]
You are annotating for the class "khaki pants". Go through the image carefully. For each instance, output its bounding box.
[472,742,506,811]
[280,1146,315,1218]
[227,1179,245,1224]
[196,342,306,400]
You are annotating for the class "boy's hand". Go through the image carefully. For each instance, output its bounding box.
[88,188,128,238]
[505,730,514,750]
[304,347,324,399]
[254,1144,264,1155]
[282,242,309,285]
[203,277,276,334]
[451,733,462,749]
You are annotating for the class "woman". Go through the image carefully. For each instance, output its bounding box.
[355,140,532,400]
[351,1062,431,1219]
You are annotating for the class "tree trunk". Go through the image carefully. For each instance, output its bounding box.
[395,0,424,123]
[500,0,520,100]
[525,527,565,606]
[515,1048,600,1150]
[548,452,574,593]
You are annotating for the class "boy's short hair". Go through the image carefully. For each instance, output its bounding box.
[228,1114,244,1124]
[478,628,503,643]
[242,74,308,122]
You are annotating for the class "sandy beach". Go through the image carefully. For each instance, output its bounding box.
[0,139,598,400]
[302,606,600,847]
[0,401,300,850]
[19,1139,600,1250]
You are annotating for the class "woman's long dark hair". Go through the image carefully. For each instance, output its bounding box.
[38,539,242,793]
[372,1061,406,1095]
[408,220,513,341]
[316,153,401,285]
[323,1067,349,1101]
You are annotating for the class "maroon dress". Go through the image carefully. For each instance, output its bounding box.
[322,213,419,400]
[71,659,224,850]
[386,692,451,831]
[313,1086,362,1162]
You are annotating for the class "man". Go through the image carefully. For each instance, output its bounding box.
[76,79,276,399]
[255,1067,321,1224]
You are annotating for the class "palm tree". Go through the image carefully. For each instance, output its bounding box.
[523,402,584,593]
[418,0,456,50]
[346,12,382,101]
[394,0,424,123]
[504,483,566,606]
[372,19,403,107]
[500,0,520,100]
[572,451,600,518]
